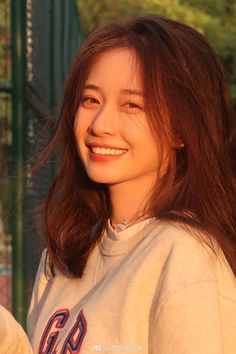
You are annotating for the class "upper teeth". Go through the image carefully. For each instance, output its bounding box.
[91,147,126,155]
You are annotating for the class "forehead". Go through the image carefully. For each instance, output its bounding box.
[85,48,142,91]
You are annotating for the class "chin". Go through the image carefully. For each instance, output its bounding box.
[86,173,113,184]
[87,172,123,185]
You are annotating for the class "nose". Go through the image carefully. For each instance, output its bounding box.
[88,104,118,136]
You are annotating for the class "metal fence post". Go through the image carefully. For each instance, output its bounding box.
[11,0,27,328]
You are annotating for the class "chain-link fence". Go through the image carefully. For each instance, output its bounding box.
[0,0,82,326]
[25,0,82,309]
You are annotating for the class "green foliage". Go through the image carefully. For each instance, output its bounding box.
[77,0,236,103]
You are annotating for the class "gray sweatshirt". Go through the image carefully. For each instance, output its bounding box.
[27,220,236,353]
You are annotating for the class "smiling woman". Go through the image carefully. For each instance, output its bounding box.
[74,48,162,220]
[27,15,236,354]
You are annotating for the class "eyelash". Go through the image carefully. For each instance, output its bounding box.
[81,96,143,111]
[81,96,100,105]
[123,102,142,110]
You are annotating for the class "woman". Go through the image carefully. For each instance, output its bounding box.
[27,15,236,353]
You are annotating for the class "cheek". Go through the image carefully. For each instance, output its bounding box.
[74,111,88,140]
[134,130,161,165]
[127,123,157,154]
[74,108,83,129]
[74,124,85,158]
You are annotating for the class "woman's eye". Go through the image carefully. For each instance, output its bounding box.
[123,102,143,110]
[81,96,100,107]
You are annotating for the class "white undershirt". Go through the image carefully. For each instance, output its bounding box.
[107,218,156,241]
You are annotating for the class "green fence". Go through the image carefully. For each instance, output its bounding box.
[0,0,12,314]
[0,0,82,327]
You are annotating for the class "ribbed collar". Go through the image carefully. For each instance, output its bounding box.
[99,218,160,256]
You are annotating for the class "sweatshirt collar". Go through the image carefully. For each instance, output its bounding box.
[99,218,160,256]
[107,218,155,240]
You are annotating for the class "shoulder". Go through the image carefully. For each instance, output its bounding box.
[147,221,235,296]
[33,248,49,286]
[0,306,33,353]
[148,223,236,353]
[27,249,50,337]
[150,220,222,255]
[149,220,219,266]
[27,249,49,315]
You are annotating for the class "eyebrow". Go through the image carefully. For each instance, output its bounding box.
[83,84,143,97]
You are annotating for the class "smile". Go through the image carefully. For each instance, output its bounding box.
[91,147,127,155]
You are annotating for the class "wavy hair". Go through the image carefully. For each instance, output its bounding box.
[38,15,236,277]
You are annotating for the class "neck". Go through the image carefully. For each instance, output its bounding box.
[108,175,155,225]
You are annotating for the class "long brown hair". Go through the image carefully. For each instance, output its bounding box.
[38,15,236,278]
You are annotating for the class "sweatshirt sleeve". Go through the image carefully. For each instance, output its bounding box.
[152,280,224,354]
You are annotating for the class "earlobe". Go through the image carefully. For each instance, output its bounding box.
[178,142,185,149]
[172,135,185,149]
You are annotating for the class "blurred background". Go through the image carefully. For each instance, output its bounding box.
[0,0,235,328]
